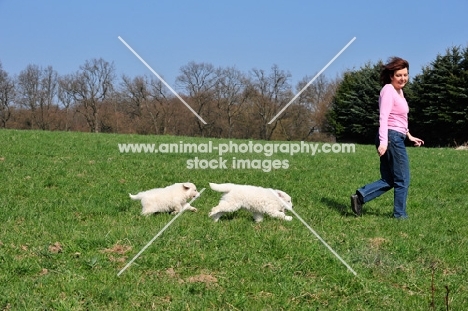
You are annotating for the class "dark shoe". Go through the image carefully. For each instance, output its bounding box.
[350,194,362,216]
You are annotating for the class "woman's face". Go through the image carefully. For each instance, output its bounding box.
[391,68,409,90]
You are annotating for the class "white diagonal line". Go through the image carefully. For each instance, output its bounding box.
[118,36,207,124]
[269,189,357,276]
[117,188,205,276]
[268,37,356,124]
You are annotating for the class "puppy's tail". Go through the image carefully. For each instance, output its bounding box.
[209,183,233,193]
[129,193,141,200]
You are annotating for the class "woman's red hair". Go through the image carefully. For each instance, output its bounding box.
[380,57,409,85]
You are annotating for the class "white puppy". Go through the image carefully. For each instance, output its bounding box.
[208,183,293,222]
[129,182,200,215]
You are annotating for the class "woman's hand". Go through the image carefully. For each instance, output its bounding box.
[407,132,424,147]
[377,145,387,157]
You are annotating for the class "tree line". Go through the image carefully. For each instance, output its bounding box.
[1,44,467,146]
[0,59,336,141]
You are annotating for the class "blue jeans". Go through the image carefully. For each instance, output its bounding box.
[357,130,410,218]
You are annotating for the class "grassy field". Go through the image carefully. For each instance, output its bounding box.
[0,129,467,310]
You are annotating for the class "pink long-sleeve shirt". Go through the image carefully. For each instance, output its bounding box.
[378,84,409,146]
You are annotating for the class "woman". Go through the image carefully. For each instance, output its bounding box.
[350,57,424,219]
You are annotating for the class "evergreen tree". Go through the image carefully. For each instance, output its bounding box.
[408,46,468,146]
[326,62,381,143]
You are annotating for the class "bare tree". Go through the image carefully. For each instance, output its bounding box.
[296,75,339,137]
[17,64,39,129]
[0,62,15,128]
[119,74,173,134]
[213,67,249,138]
[58,74,77,131]
[247,64,292,140]
[40,66,59,129]
[176,61,218,136]
[277,104,311,141]
[120,74,148,119]
[70,58,115,133]
[148,77,174,134]
[17,64,58,130]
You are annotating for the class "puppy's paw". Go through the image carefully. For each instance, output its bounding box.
[182,203,197,212]
[208,212,220,222]
[285,216,293,221]
[209,215,219,222]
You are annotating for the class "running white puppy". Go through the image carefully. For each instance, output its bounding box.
[208,183,293,222]
[129,182,200,215]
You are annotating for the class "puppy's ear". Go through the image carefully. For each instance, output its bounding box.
[277,190,291,202]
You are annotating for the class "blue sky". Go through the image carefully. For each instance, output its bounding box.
[1,0,467,87]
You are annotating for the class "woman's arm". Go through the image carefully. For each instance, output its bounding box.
[377,85,393,156]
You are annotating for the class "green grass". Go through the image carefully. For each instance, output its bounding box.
[0,129,467,310]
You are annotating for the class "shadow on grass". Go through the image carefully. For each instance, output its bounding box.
[320,196,350,216]
[320,196,390,218]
